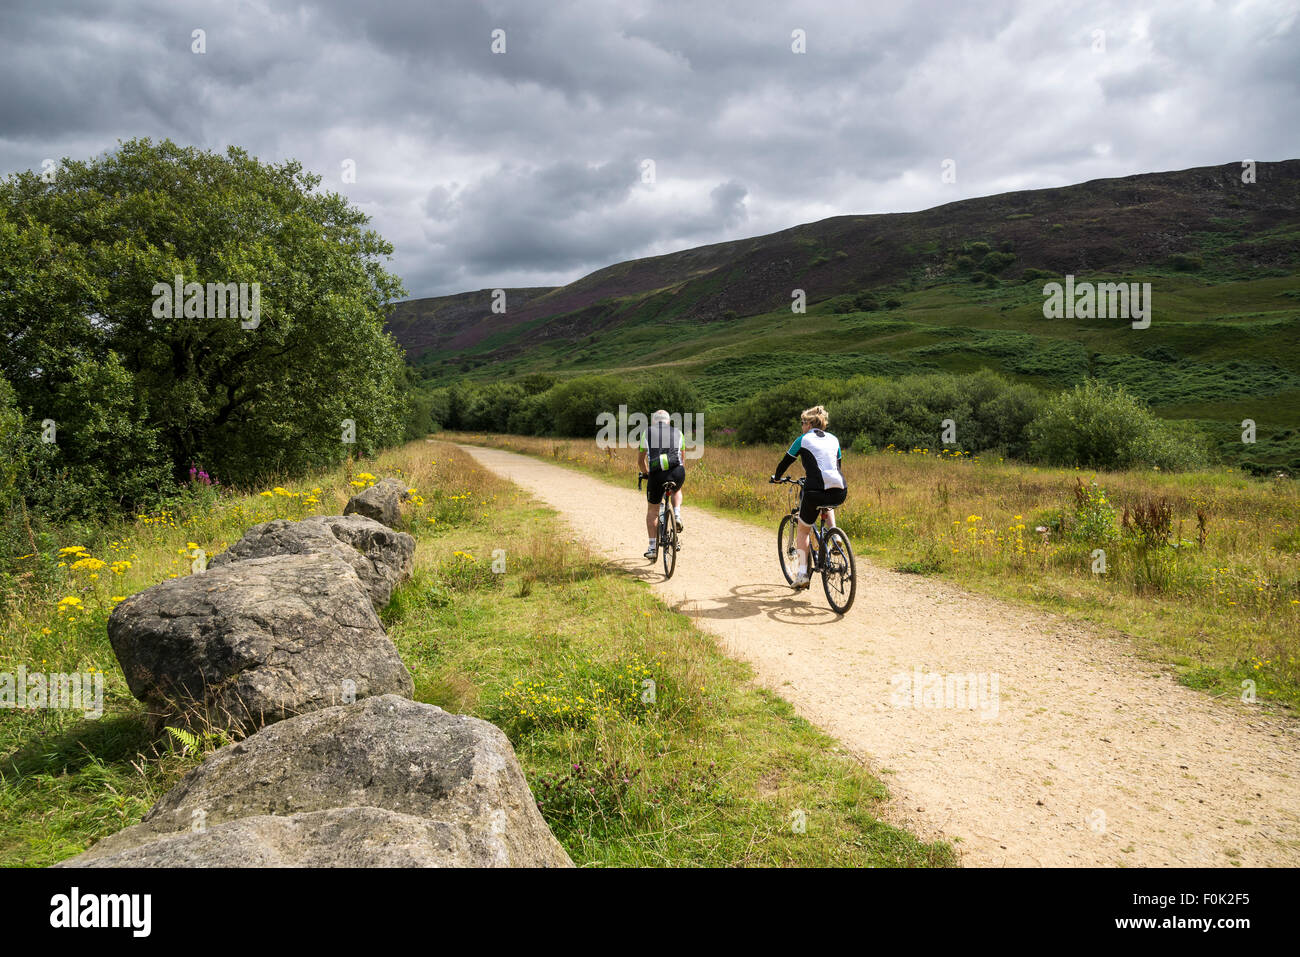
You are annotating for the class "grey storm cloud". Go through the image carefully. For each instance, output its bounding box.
[1,0,1296,297]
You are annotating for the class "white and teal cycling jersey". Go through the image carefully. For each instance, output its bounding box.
[784,429,844,490]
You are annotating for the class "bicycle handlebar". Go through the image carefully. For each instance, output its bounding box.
[770,476,805,486]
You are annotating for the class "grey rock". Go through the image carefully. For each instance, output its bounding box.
[59,696,572,868]
[343,477,410,528]
[210,515,415,609]
[56,807,526,868]
[108,552,413,732]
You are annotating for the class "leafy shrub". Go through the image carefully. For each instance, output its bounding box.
[832,370,1044,457]
[982,251,1016,274]
[1027,379,1210,471]
[1169,253,1203,271]
[716,377,853,446]
[447,372,701,439]
[0,377,55,594]
[632,375,701,420]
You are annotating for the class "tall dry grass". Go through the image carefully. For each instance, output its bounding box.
[449,431,1300,706]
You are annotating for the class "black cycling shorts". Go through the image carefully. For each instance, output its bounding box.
[799,486,846,525]
[646,465,686,505]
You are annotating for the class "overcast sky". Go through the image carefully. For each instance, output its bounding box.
[2,0,1296,299]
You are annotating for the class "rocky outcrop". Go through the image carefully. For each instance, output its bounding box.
[210,515,415,610]
[108,551,413,732]
[73,471,575,868]
[58,696,572,868]
[343,477,410,528]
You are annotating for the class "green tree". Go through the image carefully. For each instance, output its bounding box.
[0,138,407,512]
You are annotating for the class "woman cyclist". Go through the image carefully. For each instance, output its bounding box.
[769,405,846,589]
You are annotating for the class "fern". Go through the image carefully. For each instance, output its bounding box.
[164,725,230,757]
[165,726,201,756]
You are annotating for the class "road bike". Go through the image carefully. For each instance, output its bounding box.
[772,476,856,613]
[638,473,680,579]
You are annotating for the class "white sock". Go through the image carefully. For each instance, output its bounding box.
[674,506,681,517]
[648,538,657,548]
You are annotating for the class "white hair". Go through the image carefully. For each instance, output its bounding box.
[651,409,671,424]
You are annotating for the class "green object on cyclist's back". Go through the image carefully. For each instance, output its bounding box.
[640,422,685,472]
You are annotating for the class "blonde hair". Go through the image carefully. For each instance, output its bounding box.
[801,405,828,430]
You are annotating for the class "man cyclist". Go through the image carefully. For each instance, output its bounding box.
[770,404,846,589]
[638,409,686,560]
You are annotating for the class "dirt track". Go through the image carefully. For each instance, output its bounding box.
[462,444,1300,866]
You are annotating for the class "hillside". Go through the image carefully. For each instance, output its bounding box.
[389,160,1300,469]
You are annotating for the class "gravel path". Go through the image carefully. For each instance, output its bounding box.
[463,444,1300,866]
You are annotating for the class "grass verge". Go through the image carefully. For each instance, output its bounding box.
[0,438,952,868]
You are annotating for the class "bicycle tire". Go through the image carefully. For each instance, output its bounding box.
[820,527,857,614]
[777,514,800,584]
[662,521,677,578]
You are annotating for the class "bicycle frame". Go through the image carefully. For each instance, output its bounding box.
[657,483,677,546]
[781,478,832,567]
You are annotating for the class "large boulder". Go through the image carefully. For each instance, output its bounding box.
[56,808,520,868]
[58,696,573,868]
[108,552,413,732]
[210,515,415,609]
[343,477,410,529]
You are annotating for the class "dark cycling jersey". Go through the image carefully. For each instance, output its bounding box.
[640,422,685,472]
[773,428,845,491]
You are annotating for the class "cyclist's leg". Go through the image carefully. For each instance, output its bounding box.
[795,517,812,573]
[795,489,826,578]
[645,473,664,545]
[670,466,685,527]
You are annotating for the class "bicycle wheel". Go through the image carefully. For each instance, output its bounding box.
[820,528,857,613]
[661,521,677,579]
[777,514,800,583]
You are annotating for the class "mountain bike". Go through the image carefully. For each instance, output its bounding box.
[772,476,856,613]
[638,473,680,579]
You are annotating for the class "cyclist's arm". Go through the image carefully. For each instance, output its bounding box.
[637,448,648,473]
[773,435,802,480]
